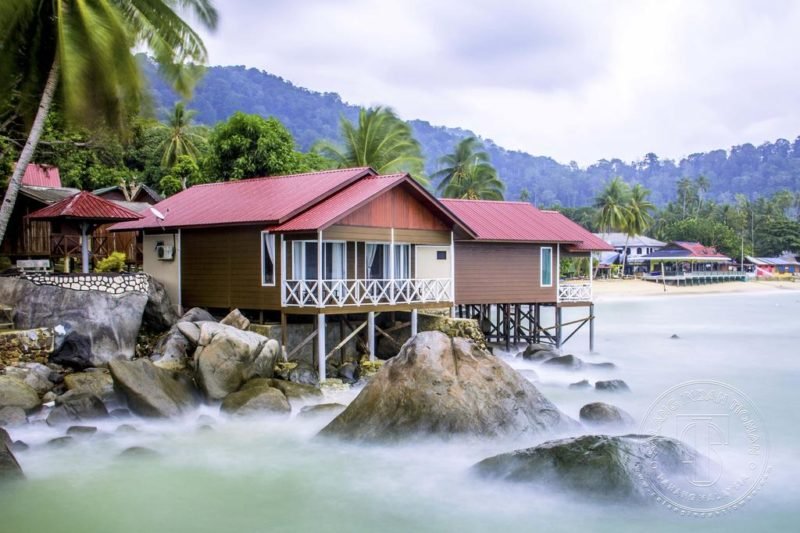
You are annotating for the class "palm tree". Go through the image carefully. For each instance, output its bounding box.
[0,0,218,245]
[314,106,427,184]
[621,184,655,274]
[159,101,205,168]
[594,177,631,277]
[442,163,505,200]
[432,136,491,193]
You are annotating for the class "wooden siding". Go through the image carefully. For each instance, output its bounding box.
[453,242,557,304]
[182,226,282,310]
[338,186,448,230]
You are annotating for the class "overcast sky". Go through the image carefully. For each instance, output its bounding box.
[193,0,800,166]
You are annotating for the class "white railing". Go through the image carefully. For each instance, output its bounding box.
[558,281,592,302]
[283,278,453,307]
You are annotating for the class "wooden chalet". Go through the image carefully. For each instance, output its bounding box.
[1,164,147,268]
[111,167,476,379]
[442,200,613,350]
[641,241,743,284]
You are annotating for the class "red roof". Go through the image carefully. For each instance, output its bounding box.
[441,199,612,250]
[674,241,729,259]
[21,164,62,187]
[27,191,143,222]
[111,167,374,231]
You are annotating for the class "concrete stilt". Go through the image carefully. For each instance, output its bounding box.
[589,303,595,353]
[410,308,418,337]
[368,311,375,362]
[317,313,326,381]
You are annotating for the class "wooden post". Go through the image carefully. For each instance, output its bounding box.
[339,316,345,364]
[589,303,595,353]
[368,311,375,361]
[317,313,326,381]
[411,308,418,337]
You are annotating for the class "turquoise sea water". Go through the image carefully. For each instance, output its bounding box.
[2,291,799,532]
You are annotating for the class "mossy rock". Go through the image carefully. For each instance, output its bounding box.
[221,384,291,416]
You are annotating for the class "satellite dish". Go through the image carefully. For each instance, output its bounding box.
[149,206,166,221]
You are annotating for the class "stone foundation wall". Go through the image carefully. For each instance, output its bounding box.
[22,273,149,295]
[0,328,54,368]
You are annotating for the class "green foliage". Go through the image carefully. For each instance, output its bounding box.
[314,106,427,184]
[159,175,183,197]
[95,252,127,272]
[159,101,206,168]
[755,218,800,256]
[658,218,745,258]
[594,177,632,233]
[206,112,307,180]
[435,136,504,200]
[159,155,204,196]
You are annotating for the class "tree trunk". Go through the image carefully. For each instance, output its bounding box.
[0,57,60,246]
[621,235,631,277]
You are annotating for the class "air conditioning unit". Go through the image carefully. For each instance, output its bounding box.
[156,244,174,261]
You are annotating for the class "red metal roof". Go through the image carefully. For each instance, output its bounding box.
[111,167,374,231]
[21,164,62,187]
[441,199,612,250]
[27,191,144,222]
[674,241,729,259]
[271,174,407,232]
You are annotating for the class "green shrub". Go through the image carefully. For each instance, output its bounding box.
[95,252,127,272]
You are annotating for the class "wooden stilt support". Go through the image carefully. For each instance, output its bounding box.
[555,307,563,348]
[326,319,367,362]
[286,329,317,360]
[589,303,595,353]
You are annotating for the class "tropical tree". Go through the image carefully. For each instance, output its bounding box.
[314,106,427,184]
[432,136,491,193]
[0,0,218,245]
[442,163,505,200]
[594,177,631,276]
[160,101,205,168]
[620,184,655,273]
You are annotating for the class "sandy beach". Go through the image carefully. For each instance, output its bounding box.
[591,277,800,301]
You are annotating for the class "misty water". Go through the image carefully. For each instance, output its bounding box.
[2,291,799,532]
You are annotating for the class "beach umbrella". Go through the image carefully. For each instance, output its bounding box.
[26,191,143,273]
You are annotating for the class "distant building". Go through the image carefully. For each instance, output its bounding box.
[744,255,800,276]
[594,232,666,275]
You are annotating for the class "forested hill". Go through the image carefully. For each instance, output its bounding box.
[143,58,800,206]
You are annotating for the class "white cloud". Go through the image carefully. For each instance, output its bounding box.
[194,0,800,165]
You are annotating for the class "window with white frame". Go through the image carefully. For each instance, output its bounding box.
[540,246,553,287]
[261,232,276,286]
[292,241,345,280]
[365,243,410,279]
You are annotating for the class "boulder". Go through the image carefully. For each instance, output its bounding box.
[595,380,631,393]
[46,392,108,425]
[0,406,27,427]
[337,362,360,384]
[319,332,577,443]
[288,362,318,386]
[46,436,74,448]
[579,402,635,428]
[63,370,115,402]
[181,307,216,324]
[220,385,291,416]
[244,378,322,404]
[5,363,54,395]
[298,403,346,419]
[118,446,159,459]
[194,323,275,399]
[66,425,98,437]
[0,376,40,411]
[568,379,592,390]
[176,321,201,345]
[1,428,24,481]
[142,277,178,332]
[50,331,94,370]
[472,434,704,503]
[522,344,558,361]
[150,327,191,371]
[13,279,148,366]
[244,340,280,380]
[541,354,584,370]
[220,308,250,330]
[109,359,199,418]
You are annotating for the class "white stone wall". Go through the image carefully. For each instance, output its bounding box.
[22,273,149,295]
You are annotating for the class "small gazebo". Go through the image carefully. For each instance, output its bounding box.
[27,191,143,273]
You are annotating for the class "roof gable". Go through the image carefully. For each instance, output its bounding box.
[28,191,144,222]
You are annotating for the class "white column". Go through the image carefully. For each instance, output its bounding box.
[317,313,326,381]
[411,308,418,336]
[176,229,182,314]
[556,243,561,300]
[280,234,286,306]
[449,231,455,302]
[368,311,375,361]
[80,223,90,274]
[316,230,323,307]
[389,228,395,304]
